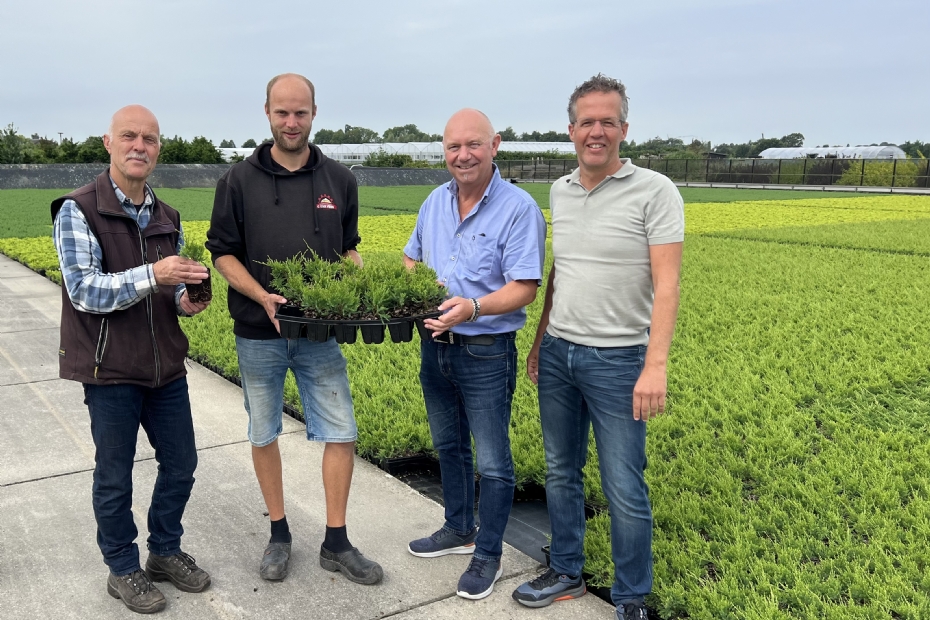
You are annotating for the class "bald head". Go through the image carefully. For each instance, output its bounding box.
[443,108,495,144]
[107,105,159,141]
[266,73,316,108]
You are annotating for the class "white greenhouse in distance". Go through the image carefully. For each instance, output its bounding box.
[219,142,576,164]
[759,146,907,159]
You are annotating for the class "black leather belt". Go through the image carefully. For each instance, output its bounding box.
[431,332,496,346]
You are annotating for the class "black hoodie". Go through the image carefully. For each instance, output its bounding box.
[206,141,361,339]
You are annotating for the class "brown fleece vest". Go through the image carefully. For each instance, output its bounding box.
[51,170,189,387]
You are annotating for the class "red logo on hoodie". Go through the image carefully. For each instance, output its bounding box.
[316,194,337,210]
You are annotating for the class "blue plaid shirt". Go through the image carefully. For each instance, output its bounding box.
[53,177,186,315]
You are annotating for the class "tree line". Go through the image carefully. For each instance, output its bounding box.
[2,122,926,165]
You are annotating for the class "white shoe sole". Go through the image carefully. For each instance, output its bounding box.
[407,542,476,558]
[456,564,504,600]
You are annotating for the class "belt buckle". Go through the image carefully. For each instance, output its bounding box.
[448,332,455,345]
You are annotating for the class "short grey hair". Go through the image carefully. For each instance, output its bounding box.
[567,74,629,124]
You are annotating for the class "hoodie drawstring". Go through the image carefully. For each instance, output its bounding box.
[272,176,279,205]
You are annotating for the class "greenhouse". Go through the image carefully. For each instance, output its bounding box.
[220,141,576,164]
[759,146,907,159]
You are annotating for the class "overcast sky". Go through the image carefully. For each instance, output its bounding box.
[1,0,926,148]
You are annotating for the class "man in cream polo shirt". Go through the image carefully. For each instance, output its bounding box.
[511,75,684,620]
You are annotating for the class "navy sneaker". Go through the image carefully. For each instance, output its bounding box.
[456,556,503,600]
[512,567,586,607]
[617,601,649,620]
[408,526,477,558]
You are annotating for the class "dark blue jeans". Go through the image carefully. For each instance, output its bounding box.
[537,333,652,605]
[419,333,517,561]
[83,377,198,576]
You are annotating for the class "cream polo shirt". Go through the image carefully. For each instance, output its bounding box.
[547,159,684,347]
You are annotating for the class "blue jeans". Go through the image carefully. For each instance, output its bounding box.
[537,333,651,605]
[235,336,356,445]
[83,377,198,576]
[419,333,517,561]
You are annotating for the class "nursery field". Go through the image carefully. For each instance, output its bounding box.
[4,187,930,619]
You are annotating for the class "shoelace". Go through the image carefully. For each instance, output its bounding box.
[122,570,154,595]
[620,603,647,619]
[169,551,197,575]
[466,556,490,577]
[528,567,559,588]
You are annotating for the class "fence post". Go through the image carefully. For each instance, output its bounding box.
[802,157,808,185]
[705,158,710,183]
[860,159,865,186]
[750,158,756,184]
[830,158,836,185]
[727,158,733,183]
[685,159,689,182]
[892,159,898,188]
[777,159,782,185]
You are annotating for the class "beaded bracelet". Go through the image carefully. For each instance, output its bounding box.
[466,297,481,322]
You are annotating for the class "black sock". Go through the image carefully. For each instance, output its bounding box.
[270,516,291,544]
[323,525,352,553]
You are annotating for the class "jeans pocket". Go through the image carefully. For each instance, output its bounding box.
[539,332,555,349]
[465,343,507,360]
[591,345,644,377]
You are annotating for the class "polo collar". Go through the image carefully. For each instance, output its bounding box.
[569,158,637,188]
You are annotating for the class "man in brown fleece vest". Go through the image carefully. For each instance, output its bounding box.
[51,105,212,614]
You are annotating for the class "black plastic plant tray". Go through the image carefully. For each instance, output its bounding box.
[274,308,442,344]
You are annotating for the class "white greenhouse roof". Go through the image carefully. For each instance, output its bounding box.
[220,141,576,164]
[759,146,907,159]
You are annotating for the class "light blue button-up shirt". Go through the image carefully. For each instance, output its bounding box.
[404,165,547,336]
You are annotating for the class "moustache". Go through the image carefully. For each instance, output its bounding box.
[126,153,150,164]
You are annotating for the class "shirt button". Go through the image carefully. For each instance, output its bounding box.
[451,256,456,261]
[456,233,461,237]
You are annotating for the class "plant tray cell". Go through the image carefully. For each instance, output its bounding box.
[273,310,442,345]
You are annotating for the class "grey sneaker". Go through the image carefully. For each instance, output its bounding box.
[512,567,586,607]
[456,556,503,600]
[145,551,211,593]
[408,526,477,558]
[260,542,291,581]
[106,569,166,614]
[617,601,649,620]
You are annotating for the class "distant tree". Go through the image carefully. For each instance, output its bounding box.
[56,138,80,163]
[34,137,60,161]
[158,135,189,163]
[382,124,439,143]
[520,130,571,142]
[229,153,245,163]
[241,138,258,148]
[219,139,236,148]
[313,125,380,144]
[0,124,26,164]
[498,126,518,141]
[900,140,930,158]
[76,136,109,163]
[188,136,225,163]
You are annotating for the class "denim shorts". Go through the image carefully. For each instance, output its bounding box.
[235,336,356,445]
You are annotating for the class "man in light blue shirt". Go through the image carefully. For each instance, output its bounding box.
[403,108,547,601]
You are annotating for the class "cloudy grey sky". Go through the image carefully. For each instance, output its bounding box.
[1,0,926,148]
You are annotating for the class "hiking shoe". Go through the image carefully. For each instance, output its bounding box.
[456,556,503,600]
[617,601,649,620]
[408,526,477,558]
[107,569,166,614]
[260,542,291,581]
[512,567,586,607]
[319,545,383,585]
[145,551,211,593]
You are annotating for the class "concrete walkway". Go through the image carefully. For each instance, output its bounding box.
[0,253,614,620]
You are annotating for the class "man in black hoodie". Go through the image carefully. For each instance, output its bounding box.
[206,73,382,585]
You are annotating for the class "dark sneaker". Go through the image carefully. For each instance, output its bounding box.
[319,545,383,585]
[512,567,586,607]
[456,556,503,600]
[617,601,649,620]
[107,569,166,614]
[145,551,211,593]
[408,526,477,558]
[259,542,291,581]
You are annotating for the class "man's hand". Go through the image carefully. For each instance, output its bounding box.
[422,296,474,336]
[261,292,288,334]
[179,290,210,316]
[633,364,667,421]
[153,256,208,287]
[526,343,541,385]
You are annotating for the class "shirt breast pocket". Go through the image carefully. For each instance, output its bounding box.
[460,235,498,277]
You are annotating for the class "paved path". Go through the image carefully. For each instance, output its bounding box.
[0,253,614,619]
